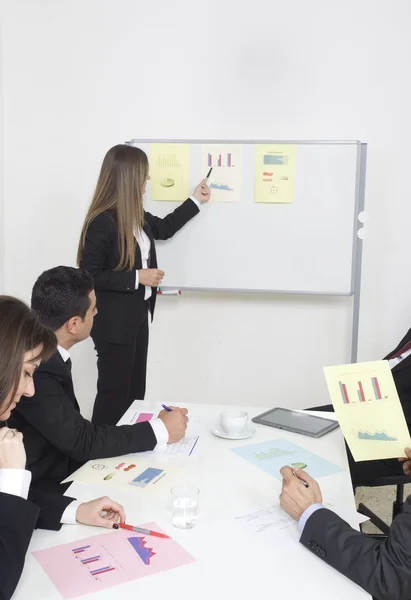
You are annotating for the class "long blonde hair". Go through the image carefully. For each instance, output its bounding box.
[77,144,149,271]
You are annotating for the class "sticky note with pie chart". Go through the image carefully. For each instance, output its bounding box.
[149,143,190,201]
[254,144,296,204]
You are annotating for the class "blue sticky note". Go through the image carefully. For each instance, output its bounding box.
[231,438,342,480]
[129,467,164,488]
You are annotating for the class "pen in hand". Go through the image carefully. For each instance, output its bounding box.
[161,404,172,412]
[291,468,310,488]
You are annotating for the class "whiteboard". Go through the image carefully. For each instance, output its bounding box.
[130,140,363,295]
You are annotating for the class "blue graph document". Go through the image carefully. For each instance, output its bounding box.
[231,439,343,480]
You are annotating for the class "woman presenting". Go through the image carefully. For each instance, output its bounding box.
[77,144,210,426]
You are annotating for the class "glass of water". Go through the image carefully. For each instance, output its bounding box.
[171,485,199,529]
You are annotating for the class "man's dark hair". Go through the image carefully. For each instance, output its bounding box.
[31,266,94,331]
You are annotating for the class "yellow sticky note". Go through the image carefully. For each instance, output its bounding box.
[254,144,296,204]
[150,143,190,202]
[323,361,410,462]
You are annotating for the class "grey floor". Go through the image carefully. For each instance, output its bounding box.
[356,484,411,533]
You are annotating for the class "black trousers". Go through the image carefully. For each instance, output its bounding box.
[309,404,404,486]
[91,314,149,426]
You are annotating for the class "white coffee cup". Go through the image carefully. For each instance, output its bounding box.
[220,410,249,436]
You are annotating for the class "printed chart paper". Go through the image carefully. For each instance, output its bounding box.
[62,455,166,491]
[201,144,243,202]
[231,438,342,480]
[120,410,201,457]
[150,143,190,201]
[324,360,410,461]
[33,523,195,599]
[254,144,296,204]
[234,502,368,542]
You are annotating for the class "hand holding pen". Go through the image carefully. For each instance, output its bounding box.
[158,405,188,443]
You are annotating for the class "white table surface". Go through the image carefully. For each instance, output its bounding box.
[14,401,370,599]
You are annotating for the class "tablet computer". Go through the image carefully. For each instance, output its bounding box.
[252,407,339,438]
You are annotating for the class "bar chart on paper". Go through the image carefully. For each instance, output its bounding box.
[201,144,243,202]
[338,375,386,405]
[324,361,411,461]
[33,523,195,599]
[231,439,342,480]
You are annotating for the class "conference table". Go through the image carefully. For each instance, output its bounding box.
[14,401,371,599]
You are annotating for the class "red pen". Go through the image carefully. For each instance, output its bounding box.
[113,522,170,539]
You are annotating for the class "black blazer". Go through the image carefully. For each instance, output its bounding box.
[385,328,411,430]
[9,351,157,488]
[79,199,200,344]
[300,498,411,599]
[0,488,74,599]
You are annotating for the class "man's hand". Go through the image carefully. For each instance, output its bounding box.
[0,427,27,469]
[398,447,411,475]
[279,466,323,521]
[138,269,165,287]
[76,497,126,529]
[158,407,188,443]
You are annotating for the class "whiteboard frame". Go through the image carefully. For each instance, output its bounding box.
[126,138,367,362]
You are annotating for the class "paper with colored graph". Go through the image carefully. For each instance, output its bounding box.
[149,143,190,201]
[254,144,296,204]
[33,523,195,599]
[61,454,167,491]
[201,144,242,202]
[117,406,202,458]
[324,360,410,461]
[231,438,342,480]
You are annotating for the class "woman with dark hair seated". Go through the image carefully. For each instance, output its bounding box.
[0,296,125,599]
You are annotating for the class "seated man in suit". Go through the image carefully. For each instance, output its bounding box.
[280,453,411,600]
[310,335,411,486]
[10,266,188,492]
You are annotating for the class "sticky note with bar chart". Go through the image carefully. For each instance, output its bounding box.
[324,360,410,461]
[33,523,195,599]
[231,438,342,480]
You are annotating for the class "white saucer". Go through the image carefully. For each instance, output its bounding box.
[211,424,256,440]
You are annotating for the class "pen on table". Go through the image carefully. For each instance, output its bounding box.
[291,468,309,488]
[113,523,170,539]
[161,404,172,412]
[205,167,213,182]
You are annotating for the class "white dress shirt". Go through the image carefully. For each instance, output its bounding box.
[134,197,201,296]
[388,347,411,369]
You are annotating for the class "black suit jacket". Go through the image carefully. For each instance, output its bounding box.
[300,498,411,600]
[385,328,411,430]
[10,351,157,487]
[79,199,199,344]
[0,489,74,599]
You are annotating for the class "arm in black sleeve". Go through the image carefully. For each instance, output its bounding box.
[28,488,75,531]
[145,198,200,240]
[17,372,157,463]
[0,492,39,600]
[79,213,135,292]
[300,503,411,600]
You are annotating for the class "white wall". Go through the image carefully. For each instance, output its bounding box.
[1,0,411,418]
[0,23,4,294]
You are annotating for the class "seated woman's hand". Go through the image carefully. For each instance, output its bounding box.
[76,497,126,529]
[0,427,26,469]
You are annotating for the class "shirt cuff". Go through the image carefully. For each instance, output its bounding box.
[298,503,324,532]
[149,418,169,451]
[61,500,82,524]
[190,196,201,209]
[135,270,139,290]
[0,468,31,499]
